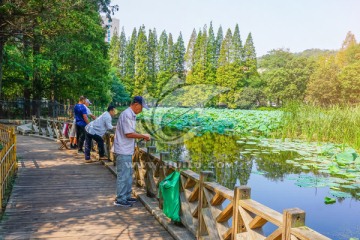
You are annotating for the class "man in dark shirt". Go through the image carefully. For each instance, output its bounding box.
[74,96,89,154]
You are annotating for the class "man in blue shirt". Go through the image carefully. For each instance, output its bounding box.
[74,96,89,154]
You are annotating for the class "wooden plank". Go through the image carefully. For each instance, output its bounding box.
[203,188,230,238]
[202,208,221,240]
[184,177,197,189]
[291,227,331,240]
[282,208,305,240]
[211,192,226,206]
[222,227,232,240]
[181,170,200,181]
[239,199,283,226]
[265,228,282,240]
[249,216,268,229]
[204,182,234,201]
[238,205,265,239]
[180,192,197,235]
[188,184,199,202]
[0,135,175,240]
[198,171,213,238]
[216,202,233,223]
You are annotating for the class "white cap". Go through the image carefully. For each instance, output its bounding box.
[85,99,92,104]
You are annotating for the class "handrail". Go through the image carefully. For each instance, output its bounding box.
[131,145,330,240]
[0,124,17,212]
[27,117,330,239]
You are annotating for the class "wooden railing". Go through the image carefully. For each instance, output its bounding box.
[0,124,17,212]
[130,142,330,240]
[26,118,330,239]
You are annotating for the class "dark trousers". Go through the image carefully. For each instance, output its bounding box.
[85,132,105,160]
[76,125,86,151]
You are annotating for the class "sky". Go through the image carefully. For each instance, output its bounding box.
[110,0,360,56]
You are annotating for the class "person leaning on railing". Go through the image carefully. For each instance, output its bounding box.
[84,106,116,162]
[74,96,89,154]
[112,96,151,207]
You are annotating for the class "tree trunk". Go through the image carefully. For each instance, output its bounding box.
[23,37,32,119]
[32,38,41,117]
[0,37,5,99]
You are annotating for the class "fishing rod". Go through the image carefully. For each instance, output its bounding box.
[138,106,197,143]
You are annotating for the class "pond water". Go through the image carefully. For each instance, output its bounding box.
[139,128,360,240]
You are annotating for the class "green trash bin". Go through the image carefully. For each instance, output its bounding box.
[159,171,181,223]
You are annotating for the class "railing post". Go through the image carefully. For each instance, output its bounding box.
[197,171,213,238]
[160,152,169,162]
[282,208,305,240]
[145,146,157,198]
[232,186,251,240]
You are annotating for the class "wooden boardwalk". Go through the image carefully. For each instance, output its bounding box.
[0,135,173,240]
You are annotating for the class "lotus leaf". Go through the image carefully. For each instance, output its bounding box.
[324,196,336,204]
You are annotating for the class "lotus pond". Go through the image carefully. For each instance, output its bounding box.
[137,108,360,239]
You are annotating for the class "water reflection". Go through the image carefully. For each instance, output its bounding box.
[136,124,360,240]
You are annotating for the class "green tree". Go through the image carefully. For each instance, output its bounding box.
[147,28,158,96]
[157,30,171,97]
[123,28,137,96]
[133,25,148,96]
[118,28,127,79]
[185,29,197,83]
[261,49,314,104]
[205,22,217,84]
[306,55,340,105]
[110,68,130,105]
[215,26,223,67]
[216,28,232,105]
[191,29,207,84]
[174,33,186,80]
[109,30,120,68]
[243,33,257,78]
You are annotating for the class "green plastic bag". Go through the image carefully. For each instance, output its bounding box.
[159,171,181,222]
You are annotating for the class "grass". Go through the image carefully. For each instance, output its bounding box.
[276,102,360,151]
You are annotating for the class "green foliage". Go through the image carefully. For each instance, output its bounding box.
[123,28,137,96]
[109,68,130,105]
[173,33,186,80]
[260,49,315,104]
[133,25,148,96]
[1,0,113,105]
[278,102,360,151]
[147,28,158,95]
[306,34,360,106]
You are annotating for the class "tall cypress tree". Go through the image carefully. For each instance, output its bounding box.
[174,33,186,80]
[185,29,197,83]
[133,25,148,96]
[191,29,207,84]
[157,30,171,97]
[123,28,137,96]
[147,28,158,96]
[205,22,217,84]
[230,24,246,90]
[216,28,233,104]
[109,30,120,69]
[118,28,127,79]
[243,32,257,78]
[231,24,243,63]
[215,26,223,68]
[168,33,176,75]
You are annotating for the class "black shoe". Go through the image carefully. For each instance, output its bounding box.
[113,200,132,207]
[127,197,137,203]
[146,192,156,198]
[77,149,84,155]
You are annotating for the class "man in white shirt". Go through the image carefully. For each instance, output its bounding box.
[84,105,116,162]
[112,96,150,207]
